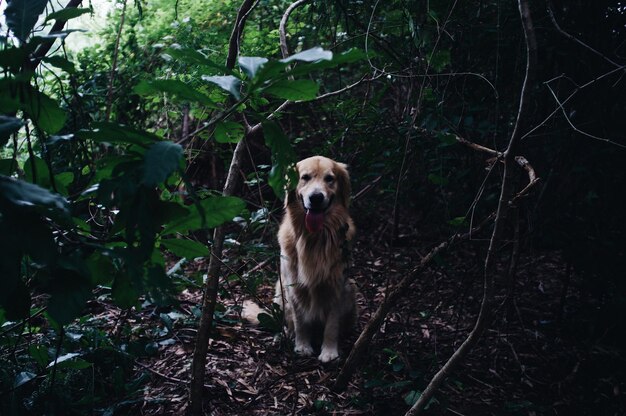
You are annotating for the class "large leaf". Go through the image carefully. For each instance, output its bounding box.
[5,0,49,42]
[42,55,75,74]
[264,79,319,101]
[134,79,216,108]
[47,268,92,326]
[0,159,18,176]
[214,121,244,143]
[201,75,241,99]
[280,47,333,63]
[163,47,233,75]
[44,7,92,23]
[162,196,245,235]
[24,155,51,187]
[0,115,24,147]
[21,87,67,134]
[0,175,68,214]
[77,122,160,146]
[161,239,209,258]
[142,141,183,186]
[238,56,268,79]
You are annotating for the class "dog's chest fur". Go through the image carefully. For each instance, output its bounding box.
[288,224,350,319]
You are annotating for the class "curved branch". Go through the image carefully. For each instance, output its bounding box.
[279,0,309,59]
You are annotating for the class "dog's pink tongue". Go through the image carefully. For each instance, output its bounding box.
[305,210,325,233]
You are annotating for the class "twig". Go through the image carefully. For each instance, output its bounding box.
[546,1,622,69]
[545,83,626,149]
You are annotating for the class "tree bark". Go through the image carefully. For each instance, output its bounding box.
[187,1,257,414]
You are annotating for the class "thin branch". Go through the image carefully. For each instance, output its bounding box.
[279,0,309,60]
[545,83,626,149]
[188,1,258,414]
[105,0,127,122]
[522,66,625,142]
[405,1,536,414]
[546,1,622,69]
[27,0,84,71]
[333,214,496,391]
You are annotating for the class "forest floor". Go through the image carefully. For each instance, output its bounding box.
[81,202,624,416]
[39,195,621,416]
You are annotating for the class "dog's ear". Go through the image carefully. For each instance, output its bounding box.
[334,162,351,208]
[285,162,299,208]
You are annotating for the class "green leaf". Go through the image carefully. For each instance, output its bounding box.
[427,173,449,186]
[0,115,24,137]
[142,141,183,187]
[404,390,421,406]
[21,87,67,134]
[5,0,49,42]
[238,56,268,79]
[0,175,68,214]
[162,196,245,235]
[54,172,74,196]
[163,47,232,75]
[45,7,92,22]
[428,49,451,73]
[28,344,49,368]
[14,371,36,389]
[214,121,244,143]
[0,47,29,72]
[0,115,23,147]
[264,79,319,101]
[280,47,333,63]
[112,273,139,309]
[201,75,241,99]
[0,159,18,176]
[448,216,467,227]
[437,132,457,146]
[47,268,92,326]
[76,122,160,146]
[24,155,51,187]
[161,239,209,258]
[263,121,296,198]
[134,79,216,107]
[41,55,75,73]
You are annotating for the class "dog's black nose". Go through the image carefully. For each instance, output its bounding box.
[309,193,325,207]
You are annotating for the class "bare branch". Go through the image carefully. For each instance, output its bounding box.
[547,1,622,69]
[405,1,537,414]
[545,83,626,150]
[279,0,309,59]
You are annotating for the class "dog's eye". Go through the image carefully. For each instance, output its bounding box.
[301,174,311,181]
[324,175,335,183]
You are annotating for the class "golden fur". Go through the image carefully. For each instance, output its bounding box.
[274,156,356,362]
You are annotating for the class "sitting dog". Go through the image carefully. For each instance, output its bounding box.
[274,156,357,362]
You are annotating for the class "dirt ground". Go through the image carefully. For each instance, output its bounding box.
[103,209,626,416]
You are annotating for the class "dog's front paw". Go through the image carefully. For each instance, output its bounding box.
[294,343,314,356]
[318,347,339,363]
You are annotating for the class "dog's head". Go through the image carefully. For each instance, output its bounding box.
[288,156,351,233]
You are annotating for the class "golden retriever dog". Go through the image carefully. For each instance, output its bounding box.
[274,156,357,362]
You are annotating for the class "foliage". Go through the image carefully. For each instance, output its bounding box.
[1,0,624,414]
